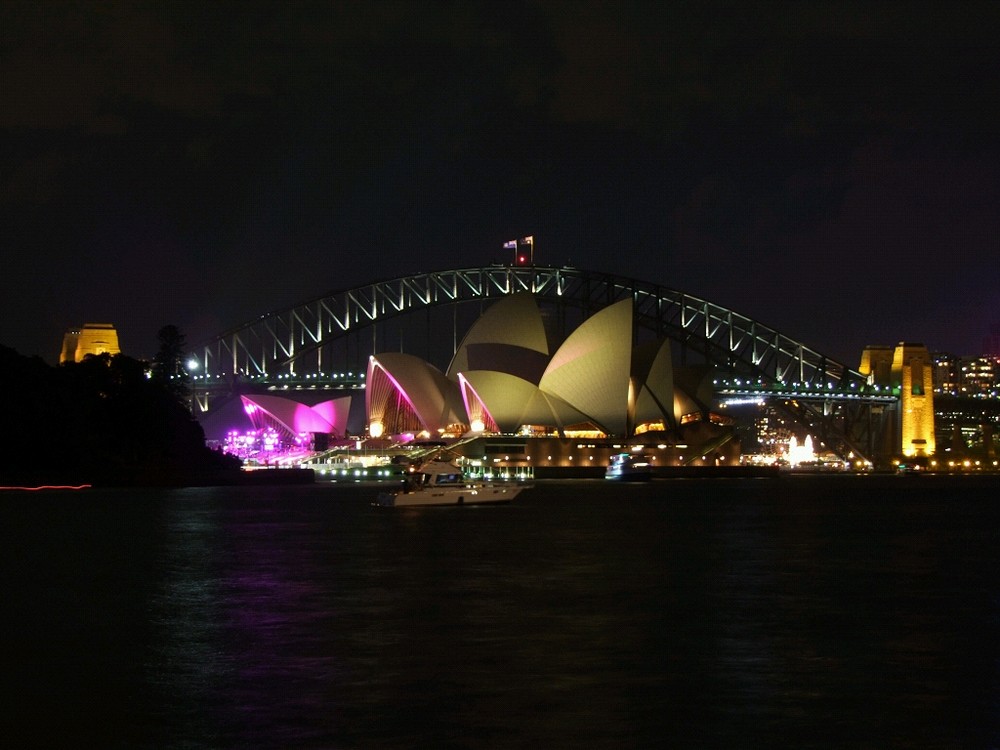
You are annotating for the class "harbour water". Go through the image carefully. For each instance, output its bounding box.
[2,474,999,748]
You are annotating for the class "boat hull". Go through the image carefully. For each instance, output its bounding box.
[375,485,521,507]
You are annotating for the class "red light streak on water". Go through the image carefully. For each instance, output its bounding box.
[0,484,92,491]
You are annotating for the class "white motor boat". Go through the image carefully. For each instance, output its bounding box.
[374,460,525,507]
[605,452,654,481]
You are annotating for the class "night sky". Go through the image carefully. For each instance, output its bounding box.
[2,1,998,365]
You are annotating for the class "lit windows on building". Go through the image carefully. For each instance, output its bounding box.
[958,356,998,397]
[932,352,958,395]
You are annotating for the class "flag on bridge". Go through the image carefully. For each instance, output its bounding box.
[514,235,534,266]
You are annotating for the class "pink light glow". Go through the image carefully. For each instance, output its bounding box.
[240,395,337,436]
[368,357,422,431]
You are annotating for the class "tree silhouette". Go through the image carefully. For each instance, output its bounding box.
[0,344,241,486]
[151,324,190,403]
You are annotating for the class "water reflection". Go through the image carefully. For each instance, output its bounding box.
[3,477,998,748]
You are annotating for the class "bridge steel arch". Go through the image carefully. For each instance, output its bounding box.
[195,266,892,463]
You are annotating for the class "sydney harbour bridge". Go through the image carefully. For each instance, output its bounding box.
[191,265,899,465]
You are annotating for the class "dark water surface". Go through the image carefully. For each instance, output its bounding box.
[2,475,999,748]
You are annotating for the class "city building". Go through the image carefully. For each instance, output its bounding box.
[931,351,959,395]
[957,356,998,397]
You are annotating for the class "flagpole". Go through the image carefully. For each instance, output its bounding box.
[504,239,517,265]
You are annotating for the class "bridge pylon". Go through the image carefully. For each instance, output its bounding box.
[860,342,935,462]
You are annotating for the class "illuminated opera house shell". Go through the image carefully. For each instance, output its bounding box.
[365,293,714,439]
[240,394,352,440]
[365,353,467,438]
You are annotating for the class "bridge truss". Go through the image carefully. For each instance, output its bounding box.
[194,265,895,463]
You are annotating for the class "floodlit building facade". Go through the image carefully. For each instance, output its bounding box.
[240,393,352,445]
[365,294,725,443]
[861,342,936,457]
[892,343,935,457]
[365,353,467,439]
[59,323,121,363]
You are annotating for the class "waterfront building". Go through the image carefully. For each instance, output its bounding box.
[239,393,352,446]
[365,294,726,443]
[199,294,740,471]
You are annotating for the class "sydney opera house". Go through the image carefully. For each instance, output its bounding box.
[228,293,739,476]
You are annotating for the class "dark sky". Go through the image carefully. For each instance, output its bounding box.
[2,1,998,365]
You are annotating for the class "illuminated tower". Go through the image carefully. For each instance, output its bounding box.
[859,342,936,460]
[891,342,935,457]
[59,323,121,363]
[858,345,894,386]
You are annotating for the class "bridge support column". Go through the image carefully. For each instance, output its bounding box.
[860,342,935,461]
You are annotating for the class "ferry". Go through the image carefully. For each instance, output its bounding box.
[605,452,654,482]
[374,460,525,507]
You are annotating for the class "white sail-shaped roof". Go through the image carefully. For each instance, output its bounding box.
[457,370,592,433]
[367,353,466,435]
[312,398,352,436]
[673,366,714,421]
[448,292,550,380]
[538,298,633,435]
[458,371,544,433]
[362,294,718,439]
[631,338,676,428]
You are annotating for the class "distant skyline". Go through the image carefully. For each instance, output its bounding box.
[2,1,998,365]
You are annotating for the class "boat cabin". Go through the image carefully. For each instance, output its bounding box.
[411,461,467,488]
